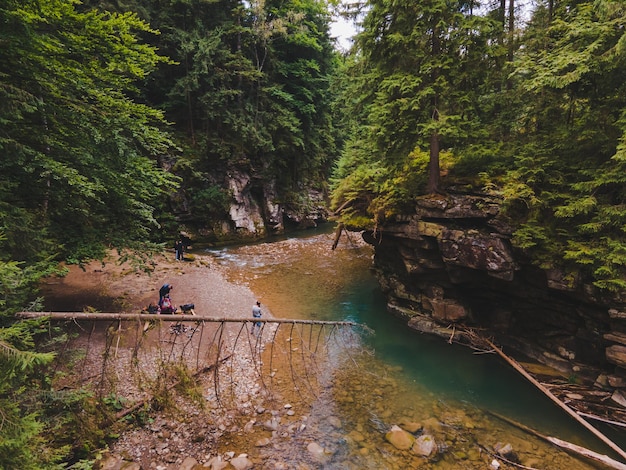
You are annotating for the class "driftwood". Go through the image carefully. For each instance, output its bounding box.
[488,411,626,470]
[331,222,344,251]
[578,412,626,429]
[477,442,540,470]
[486,339,626,463]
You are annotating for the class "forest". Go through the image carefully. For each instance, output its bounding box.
[1,0,625,467]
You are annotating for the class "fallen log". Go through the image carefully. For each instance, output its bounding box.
[16,311,365,328]
[578,412,626,429]
[488,411,626,470]
[485,339,626,463]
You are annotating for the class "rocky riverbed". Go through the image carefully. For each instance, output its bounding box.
[42,239,617,470]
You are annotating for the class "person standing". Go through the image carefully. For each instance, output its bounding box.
[159,283,172,307]
[252,301,262,336]
[174,239,184,261]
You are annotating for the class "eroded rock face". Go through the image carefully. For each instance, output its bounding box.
[364,193,626,389]
[176,169,329,243]
[228,171,266,236]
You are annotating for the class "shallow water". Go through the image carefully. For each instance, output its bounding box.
[206,227,622,468]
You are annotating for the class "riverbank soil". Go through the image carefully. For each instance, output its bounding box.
[41,251,287,468]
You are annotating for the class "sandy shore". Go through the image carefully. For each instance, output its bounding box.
[42,251,267,321]
[42,251,289,469]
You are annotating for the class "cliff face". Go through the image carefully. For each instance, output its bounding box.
[363,193,626,389]
[172,169,329,243]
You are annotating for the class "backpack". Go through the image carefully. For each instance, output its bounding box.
[161,296,175,314]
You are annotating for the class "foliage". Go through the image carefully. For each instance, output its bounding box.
[331,0,502,214]
[101,0,341,220]
[502,0,626,289]
[331,0,626,290]
[0,0,181,467]
[0,0,179,264]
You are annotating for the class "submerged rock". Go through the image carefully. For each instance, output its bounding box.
[385,425,415,450]
[398,417,422,433]
[412,433,437,457]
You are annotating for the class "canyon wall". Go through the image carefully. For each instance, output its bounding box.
[173,169,329,243]
[362,193,626,390]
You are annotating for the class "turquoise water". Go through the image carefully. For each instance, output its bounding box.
[207,227,624,465]
[333,274,587,440]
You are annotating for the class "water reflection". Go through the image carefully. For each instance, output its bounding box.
[205,229,614,468]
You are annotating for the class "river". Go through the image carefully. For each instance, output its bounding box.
[206,226,624,469]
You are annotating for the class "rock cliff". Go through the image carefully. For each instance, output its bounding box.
[173,169,329,243]
[362,193,626,392]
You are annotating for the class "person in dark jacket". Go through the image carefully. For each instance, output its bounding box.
[159,283,172,307]
[174,239,184,261]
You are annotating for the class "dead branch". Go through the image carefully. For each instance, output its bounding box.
[477,443,540,470]
[487,410,626,470]
[111,355,231,424]
[578,412,626,429]
[331,223,344,251]
[486,339,626,463]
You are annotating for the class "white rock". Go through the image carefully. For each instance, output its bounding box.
[230,455,253,470]
[307,441,325,457]
[255,437,271,447]
[243,419,255,433]
[327,416,342,429]
[490,459,501,469]
[412,434,437,457]
[178,457,198,470]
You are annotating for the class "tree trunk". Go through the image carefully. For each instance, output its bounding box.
[427,130,440,194]
[548,0,554,23]
[507,0,515,62]
[428,25,441,194]
[486,339,626,462]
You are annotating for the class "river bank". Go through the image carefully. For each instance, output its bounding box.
[40,235,620,469]
[42,250,298,469]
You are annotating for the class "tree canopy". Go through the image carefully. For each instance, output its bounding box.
[0,0,340,466]
[331,0,626,290]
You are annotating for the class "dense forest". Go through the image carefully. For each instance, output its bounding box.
[1,0,626,467]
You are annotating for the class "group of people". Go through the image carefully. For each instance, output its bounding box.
[154,282,264,334]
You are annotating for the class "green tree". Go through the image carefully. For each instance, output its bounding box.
[115,0,339,224]
[331,0,501,222]
[0,1,180,466]
[0,0,177,263]
[506,0,626,289]
[355,0,496,193]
